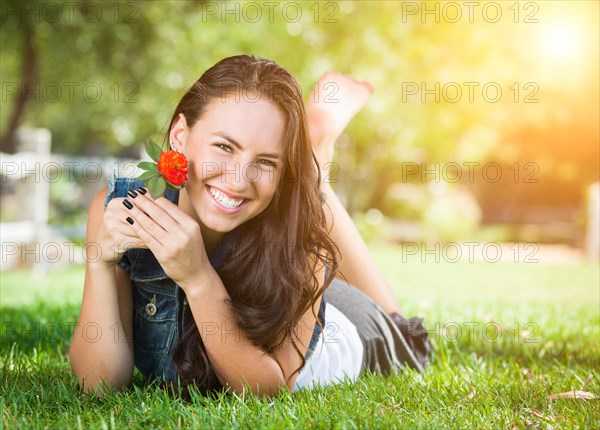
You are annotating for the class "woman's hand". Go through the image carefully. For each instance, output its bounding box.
[306,72,373,169]
[93,193,149,268]
[120,188,209,290]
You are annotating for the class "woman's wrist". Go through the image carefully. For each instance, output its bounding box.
[178,265,223,299]
[88,260,117,272]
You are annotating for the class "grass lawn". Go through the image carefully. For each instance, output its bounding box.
[1,245,599,429]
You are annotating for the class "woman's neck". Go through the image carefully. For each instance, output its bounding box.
[178,189,224,254]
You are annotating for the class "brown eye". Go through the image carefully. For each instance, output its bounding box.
[214,143,233,153]
[257,159,277,168]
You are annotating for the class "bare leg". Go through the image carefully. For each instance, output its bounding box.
[306,73,403,314]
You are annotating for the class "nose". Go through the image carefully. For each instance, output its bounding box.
[218,160,258,194]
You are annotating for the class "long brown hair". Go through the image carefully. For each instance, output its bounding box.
[168,55,339,398]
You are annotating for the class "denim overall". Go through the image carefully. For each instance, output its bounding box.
[104,174,326,382]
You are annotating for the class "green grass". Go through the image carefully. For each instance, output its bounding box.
[1,246,599,429]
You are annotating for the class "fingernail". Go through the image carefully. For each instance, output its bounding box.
[122,199,133,210]
[137,187,147,195]
[128,190,138,198]
[126,216,134,225]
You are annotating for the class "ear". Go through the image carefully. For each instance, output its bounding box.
[169,113,189,152]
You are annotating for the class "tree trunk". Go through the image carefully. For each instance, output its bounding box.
[1,21,37,154]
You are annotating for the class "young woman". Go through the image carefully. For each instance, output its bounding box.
[69,55,431,398]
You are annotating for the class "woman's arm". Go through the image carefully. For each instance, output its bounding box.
[320,183,402,314]
[69,187,135,394]
[307,72,403,314]
[179,261,325,397]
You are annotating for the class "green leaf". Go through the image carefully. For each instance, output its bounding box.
[137,170,159,181]
[165,182,184,190]
[146,138,163,163]
[147,175,166,199]
[137,161,158,171]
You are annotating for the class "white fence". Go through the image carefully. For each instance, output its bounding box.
[1,128,143,272]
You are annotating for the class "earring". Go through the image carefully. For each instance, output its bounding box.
[170,139,177,152]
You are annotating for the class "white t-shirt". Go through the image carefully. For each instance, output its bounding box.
[293,303,364,391]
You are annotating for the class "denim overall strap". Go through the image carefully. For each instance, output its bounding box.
[104,173,183,380]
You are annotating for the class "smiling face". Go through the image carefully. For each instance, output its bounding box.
[170,95,286,245]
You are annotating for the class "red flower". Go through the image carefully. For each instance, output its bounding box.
[157,150,188,186]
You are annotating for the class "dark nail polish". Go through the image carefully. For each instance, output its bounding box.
[122,199,133,210]
[137,187,147,195]
[127,190,138,198]
[126,217,134,225]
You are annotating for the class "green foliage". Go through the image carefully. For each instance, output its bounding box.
[144,138,162,163]
[146,174,166,200]
[1,1,598,224]
[136,170,158,181]
[136,138,185,198]
[136,161,158,172]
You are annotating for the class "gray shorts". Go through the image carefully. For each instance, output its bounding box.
[325,278,424,375]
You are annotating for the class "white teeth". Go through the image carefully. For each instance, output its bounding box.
[209,187,245,208]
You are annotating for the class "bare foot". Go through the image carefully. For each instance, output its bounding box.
[306,72,373,167]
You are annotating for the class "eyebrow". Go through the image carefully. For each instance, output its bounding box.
[211,132,281,159]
